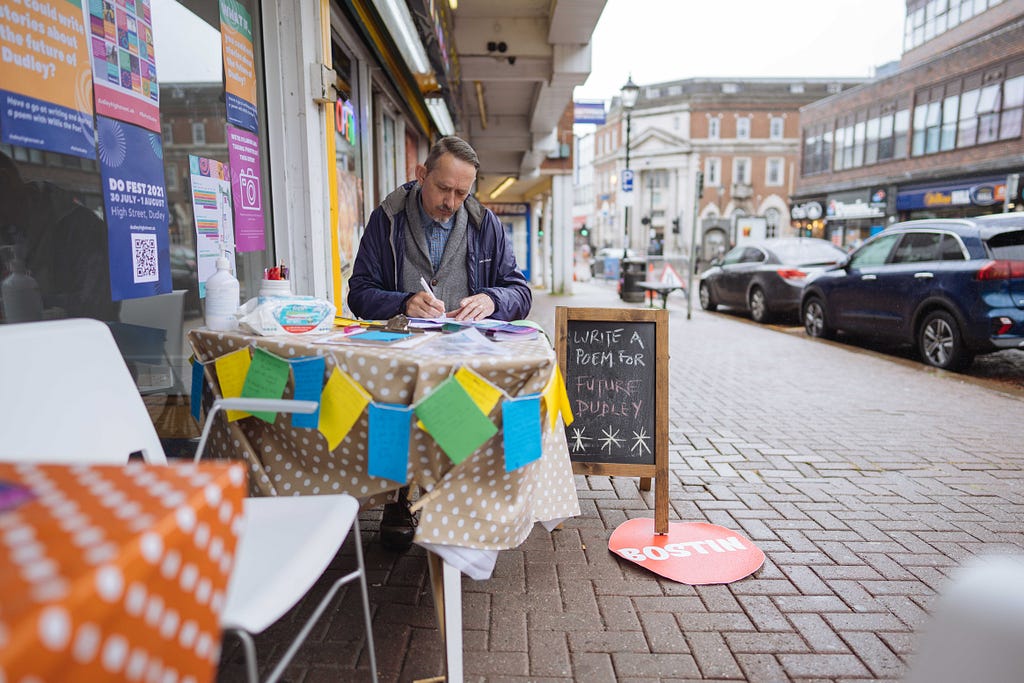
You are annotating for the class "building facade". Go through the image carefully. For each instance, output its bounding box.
[792,0,1024,249]
[584,77,866,268]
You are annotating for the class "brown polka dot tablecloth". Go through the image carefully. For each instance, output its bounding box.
[188,329,580,557]
[0,461,246,683]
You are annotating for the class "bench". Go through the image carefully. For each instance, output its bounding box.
[638,281,684,309]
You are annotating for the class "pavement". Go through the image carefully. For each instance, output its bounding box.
[213,276,1024,682]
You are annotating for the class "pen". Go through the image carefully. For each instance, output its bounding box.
[419,276,434,297]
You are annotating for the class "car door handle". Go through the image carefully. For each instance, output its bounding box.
[861,274,877,281]
[914,272,934,279]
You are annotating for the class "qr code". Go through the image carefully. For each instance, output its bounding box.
[131,233,159,283]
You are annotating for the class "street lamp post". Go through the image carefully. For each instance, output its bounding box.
[620,75,639,260]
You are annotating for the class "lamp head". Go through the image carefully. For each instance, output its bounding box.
[620,75,640,111]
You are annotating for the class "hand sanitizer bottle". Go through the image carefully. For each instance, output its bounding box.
[204,255,240,331]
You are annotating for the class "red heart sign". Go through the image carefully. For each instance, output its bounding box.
[608,518,764,584]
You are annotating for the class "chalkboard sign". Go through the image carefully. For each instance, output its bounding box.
[556,307,669,532]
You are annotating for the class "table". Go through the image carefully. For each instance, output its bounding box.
[638,281,684,309]
[188,327,581,681]
[0,461,246,683]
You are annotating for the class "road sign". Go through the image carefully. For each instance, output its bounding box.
[622,169,634,192]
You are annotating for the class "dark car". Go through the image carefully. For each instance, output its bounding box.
[801,215,1024,370]
[698,238,847,323]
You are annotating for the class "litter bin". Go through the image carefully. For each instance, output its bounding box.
[618,258,648,303]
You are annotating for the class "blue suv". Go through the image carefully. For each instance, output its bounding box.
[801,215,1024,371]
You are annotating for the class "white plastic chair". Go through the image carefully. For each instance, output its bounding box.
[0,318,378,683]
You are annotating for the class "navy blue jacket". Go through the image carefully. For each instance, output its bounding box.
[348,181,532,321]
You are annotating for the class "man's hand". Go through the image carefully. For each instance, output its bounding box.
[452,293,495,321]
[405,291,445,318]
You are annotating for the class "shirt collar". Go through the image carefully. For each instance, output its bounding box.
[417,190,455,230]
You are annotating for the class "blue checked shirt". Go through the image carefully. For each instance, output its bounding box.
[421,209,455,272]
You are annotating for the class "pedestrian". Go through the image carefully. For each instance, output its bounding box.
[347,135,532,550]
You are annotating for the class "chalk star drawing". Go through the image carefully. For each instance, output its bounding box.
[631,427,651,456]
[569,426,591,452]
[599,426,623,455]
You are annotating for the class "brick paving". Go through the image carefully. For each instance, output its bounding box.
[214,278,1024,682]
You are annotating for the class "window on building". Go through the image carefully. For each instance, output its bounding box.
[853,120,866,167]
[708,117,720,140]
[764,208,780,238]
[766,158,783,186]
[770,117,784,140]
[736,117,750,140]
[1001,75,1024,139]
[165,163,178,191]
[865,117,880,164]
[722,83,739,94]
[162,123,173,145]
[705,158,721,186]
[733,158,751,185]
[191,122,206,144]
[790,83,805,94]
[894,109,910,159]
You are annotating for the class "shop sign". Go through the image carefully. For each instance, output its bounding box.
[574,101,607,125]
[334,99,357,147]
[486,203,529,215]
[791,201,823,220]
[826,198,883,220]
[897,176,1006,211]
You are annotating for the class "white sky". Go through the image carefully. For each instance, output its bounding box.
[574,0,907,102]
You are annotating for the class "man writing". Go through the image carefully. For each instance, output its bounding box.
[348,135,532,550]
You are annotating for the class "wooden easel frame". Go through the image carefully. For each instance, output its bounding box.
[555,306,669,534]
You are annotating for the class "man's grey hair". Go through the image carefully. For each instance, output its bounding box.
[424,136,480,172]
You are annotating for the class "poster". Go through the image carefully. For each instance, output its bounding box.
[189,154,235,296]
[226,124,264,251]
[220,0,257,133]
[85,0,160,132]
[97,115,170,300]
[0,0,96,158]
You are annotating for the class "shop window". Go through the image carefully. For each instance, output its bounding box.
[764,208,780,238]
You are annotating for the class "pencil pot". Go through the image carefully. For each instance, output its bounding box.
[258,278,293,303]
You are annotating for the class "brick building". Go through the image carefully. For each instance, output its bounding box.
[586,77,866,263]
[792,0,1024,249]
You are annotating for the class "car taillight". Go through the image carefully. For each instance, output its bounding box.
[993,317,1014,335]
[777,268,808,281]
[976,260,1024,281]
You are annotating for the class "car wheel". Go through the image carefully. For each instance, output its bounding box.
[918,310,973,371]
[699,283,717,311]
[749,287,770,323]
[803,297,834,339]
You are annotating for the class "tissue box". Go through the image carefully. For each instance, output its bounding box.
[237,296,335,335]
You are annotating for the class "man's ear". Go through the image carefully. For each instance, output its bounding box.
[415,164,427,184]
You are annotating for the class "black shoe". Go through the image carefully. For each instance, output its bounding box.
[380,495,416,552]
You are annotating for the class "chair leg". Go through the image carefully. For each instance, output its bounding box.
[230,629,260,683]
[352,518,379,682]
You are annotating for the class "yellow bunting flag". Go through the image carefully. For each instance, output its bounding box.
[318,367,371,450]
[214,347,252,421]
[455,366,503,414]
[542,364,574,432]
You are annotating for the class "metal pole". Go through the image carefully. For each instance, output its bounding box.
[686,171,702,321]
[623,110,631,260]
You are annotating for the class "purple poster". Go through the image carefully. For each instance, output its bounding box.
[96,115,170,300]
[226,124,265,252]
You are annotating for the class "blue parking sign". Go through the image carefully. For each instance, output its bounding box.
[622,169,634,192]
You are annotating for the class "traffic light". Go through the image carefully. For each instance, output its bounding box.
[580,224,589,237]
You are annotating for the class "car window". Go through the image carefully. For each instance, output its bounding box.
[939,234,966,261]
[721,246,746,265]
[740,247,765,264]
[772,240,847,266]
[849,234,900,268]
[892,232,942,264]
[987,230,1024,260]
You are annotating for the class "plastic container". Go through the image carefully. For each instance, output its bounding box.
[204,256,240,331]
[1,260,43,323]
[258,278,293,303]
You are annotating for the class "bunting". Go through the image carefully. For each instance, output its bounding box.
[197,349,548,472]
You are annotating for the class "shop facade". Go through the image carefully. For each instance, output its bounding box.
[0,0,454,440]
